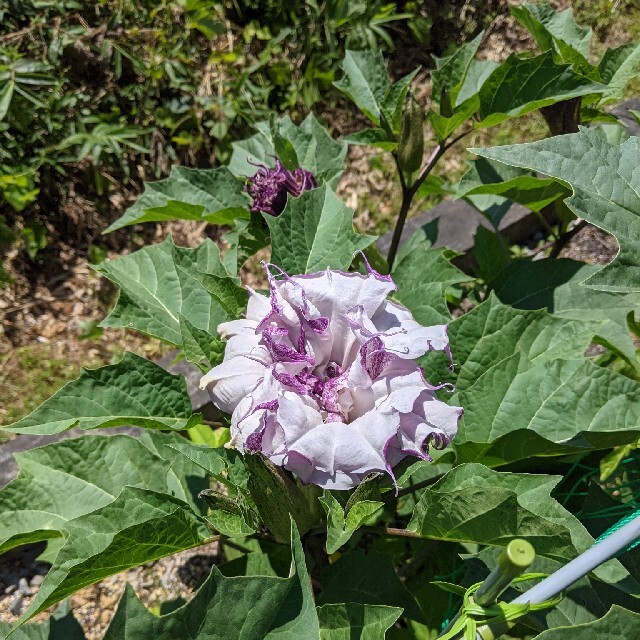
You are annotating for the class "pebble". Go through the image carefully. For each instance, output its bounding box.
[30,574,44,588]
[3,584,16,595]
[99,609,111,626]
[9,593,23,616]
[18,577,31,596]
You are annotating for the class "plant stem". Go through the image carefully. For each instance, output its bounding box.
[395,473,444,499]
[386,129,472,271]
[361,525,423,538]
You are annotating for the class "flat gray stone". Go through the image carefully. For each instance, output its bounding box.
[610,98,640,137]
[377,199,544,272]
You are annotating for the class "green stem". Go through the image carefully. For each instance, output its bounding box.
[386,129,472,271]
[361,525,423,539]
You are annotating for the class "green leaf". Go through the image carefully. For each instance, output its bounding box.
[0,602,86,640]
[178,266,248,319]
[455,59,499,107]
[97,520,319,639]
[492,258,640,369]
[458,157,570,215]
[334,50,392,126]
[476,51,606,127]
[533,605,640,639]
[4,353,200,435]
[245,453,318,542]
[13,487,211,626]
[511,3,592,58]
[432,32,483,109]
[266,185,375,274]
[0,434,207,556]
[318,550,424,622]
[97,236,241,347]
[221,216,270,277]
[205,509,256,537]
[229,114,347,189]
[471,128,640,292]
[408,463,598,564]
[179,314,225,370]
[380,68,420,135]
[392,240,471,325]
[135,431,211,515]
[103,166,249,233]
[598,42,640,104]
[429,96,479,141]
[334,50,418,135]
[440,296,640,465]
[473,226,510,284]
[343,128,397,152]
[319,491,383,554]
[167,441,227,476]
[317,603,403,640]
[0,79,15,121]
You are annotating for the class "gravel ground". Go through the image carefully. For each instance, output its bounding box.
[0,540,221,638]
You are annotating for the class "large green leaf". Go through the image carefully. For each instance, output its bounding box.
[511,3,592,58]
[391,240,471,325]
[266,185,375,274]
[334,50,417,134]
[472,128,640,292]
[455,59,499,107]
[333,49,392,126]
[408,463,600,565]
[229,114,347,188]
[435,296,640,465]
[13,487,211,626]
[431,32,483,109]
[534,606,640,639]
[476,51,606,127]
[97,236,245,347]
[101,520,319,640]
[4,353,200,435]
[457,157,570,219]
[103,166,250,233]
[318,550,424,622]
[0,434,206,555]
[598,42,640,104]
[492,258,640,369]
[317,604,403,640]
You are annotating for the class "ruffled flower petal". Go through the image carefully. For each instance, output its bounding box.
[201,260,462,490]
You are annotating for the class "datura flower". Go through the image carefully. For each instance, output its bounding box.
[200,261,462,490]
[246,159,317,216]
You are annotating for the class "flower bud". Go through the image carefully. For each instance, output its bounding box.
[246,159,317,216]
[397,92,424,179]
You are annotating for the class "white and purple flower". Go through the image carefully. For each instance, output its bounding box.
[200,261,462,490]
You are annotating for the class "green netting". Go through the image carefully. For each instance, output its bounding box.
[553,451,640,521]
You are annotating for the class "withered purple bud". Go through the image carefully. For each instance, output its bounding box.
[246,159,317,216]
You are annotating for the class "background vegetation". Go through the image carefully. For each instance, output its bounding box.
[1,0,639,427]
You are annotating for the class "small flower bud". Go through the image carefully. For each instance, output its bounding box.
[246,159,317,216]
[397,92,424,178]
